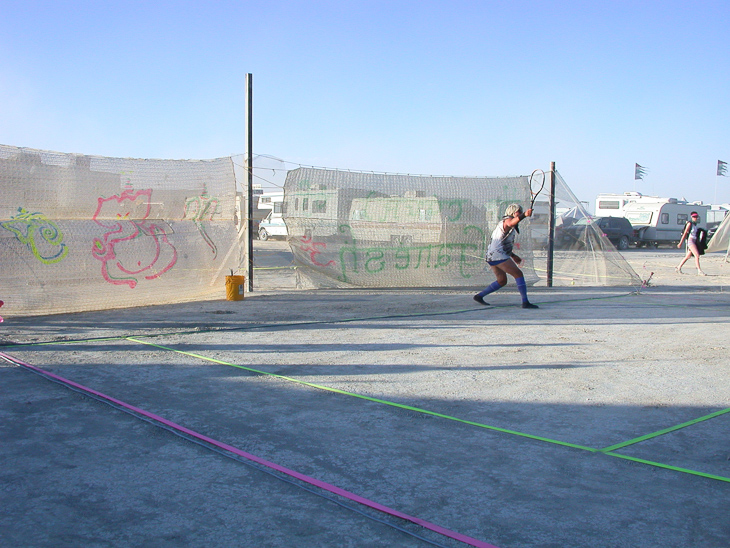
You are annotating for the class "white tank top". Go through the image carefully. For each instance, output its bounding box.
[486,220,515,262]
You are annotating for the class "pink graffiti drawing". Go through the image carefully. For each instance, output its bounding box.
[91,188,177,288]
[299,235,336,267]
[0,300,4,323]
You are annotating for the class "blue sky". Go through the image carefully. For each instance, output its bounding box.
[1,0,728,208]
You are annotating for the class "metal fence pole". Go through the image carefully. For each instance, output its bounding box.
[245,73,254,292]
[547,161,556,287]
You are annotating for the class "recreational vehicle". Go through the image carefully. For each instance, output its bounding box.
[348,192,442,244]
[595,192,664,217]
[284,186,367,240]
[623,200,709,247]
[707,207,729,236]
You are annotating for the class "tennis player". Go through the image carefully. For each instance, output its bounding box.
[473,204,538,309]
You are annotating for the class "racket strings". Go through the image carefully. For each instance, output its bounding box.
[529,169,546,209]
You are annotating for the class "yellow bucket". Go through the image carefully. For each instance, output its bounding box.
[225,275,245,301]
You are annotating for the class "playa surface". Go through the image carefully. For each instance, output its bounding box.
[1,242,729,547]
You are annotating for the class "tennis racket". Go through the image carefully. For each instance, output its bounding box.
[528,169,546,210]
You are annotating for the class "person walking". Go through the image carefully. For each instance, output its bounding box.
[473,203,538,308]
[676,211,707,276]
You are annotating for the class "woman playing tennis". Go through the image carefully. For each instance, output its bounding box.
[473,203,539,309]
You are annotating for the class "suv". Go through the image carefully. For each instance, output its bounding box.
[557,216,635,250]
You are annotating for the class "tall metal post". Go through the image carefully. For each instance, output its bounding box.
[245,73,254,292]
[546,161,556,287]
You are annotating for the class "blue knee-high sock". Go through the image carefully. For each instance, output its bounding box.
[516,276,529,303]
[477,280,502,298]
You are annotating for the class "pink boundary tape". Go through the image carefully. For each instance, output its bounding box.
[1,351,498,548]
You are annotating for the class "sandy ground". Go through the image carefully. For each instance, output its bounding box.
[1,241,729,547]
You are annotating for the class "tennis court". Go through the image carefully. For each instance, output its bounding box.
[2,259,729,546]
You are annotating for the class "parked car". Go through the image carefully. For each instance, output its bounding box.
[557,216,635,250]
[258,209,288,240]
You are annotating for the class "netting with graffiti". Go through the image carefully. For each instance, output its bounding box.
[0,144,243,316]
[283,167,640,288]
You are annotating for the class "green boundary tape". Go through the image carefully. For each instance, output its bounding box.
[604,452,730,483]
[600,407,730,452]
[125,336,730,484]
[125,337,596,452]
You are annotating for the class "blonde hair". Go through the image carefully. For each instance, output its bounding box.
[504,204,523,217]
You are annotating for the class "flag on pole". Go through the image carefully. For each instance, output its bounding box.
[718,160,728,177]
[635,163,648,180]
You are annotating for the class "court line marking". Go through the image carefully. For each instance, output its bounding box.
[124,337,730,484]
[0,351,498,548]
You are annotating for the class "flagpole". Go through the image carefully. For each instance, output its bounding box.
[634,163,647,192]
[634,163,637,192]
[716,160,728,204]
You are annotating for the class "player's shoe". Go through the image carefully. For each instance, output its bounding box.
[473,295,488,306]
[521,302,539,309]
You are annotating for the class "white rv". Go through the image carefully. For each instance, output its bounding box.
[623,199,709,247]
[595,192,664,217]
[284,186,367,240]
[707,207,729,233]
[348,192,443,244]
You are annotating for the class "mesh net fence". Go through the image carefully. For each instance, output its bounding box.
[0,144,244,316]
[280,167,641,288]
[1,144,641,317]
[547,170,641,286]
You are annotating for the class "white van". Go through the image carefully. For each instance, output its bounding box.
[257,192,287,240]
[624,200,709,247]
